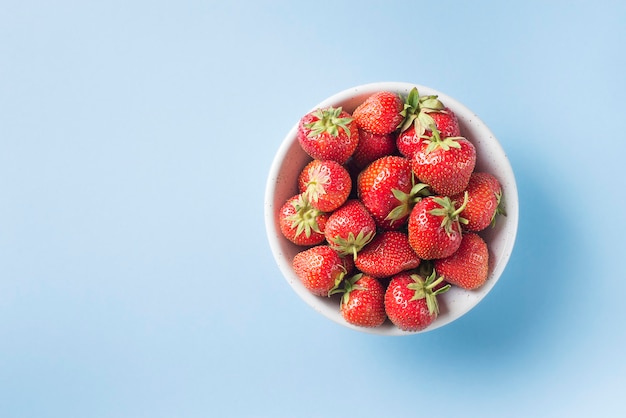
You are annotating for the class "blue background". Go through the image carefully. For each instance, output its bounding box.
[2,1,625,417]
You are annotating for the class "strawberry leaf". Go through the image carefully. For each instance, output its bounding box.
[407,275,426,301]
[416,112,435,137]
[287,194,323,238]
[303,163,331,203]
[330,273,364,305]
[386,183,433,224]
[419,95,445,111]
[328,230,376,260]
[407,271,450,315]
[429,195,466,236]
[328,266,352,298]
[490,189,507,227]
[305,107,353,138]
[398,87,421,132]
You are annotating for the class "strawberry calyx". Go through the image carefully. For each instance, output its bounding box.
[398,87,446,136]
[303,163,331,203]
[327,265,351,297]
[430,192,470,235]
[305,107,354,138]
[398,87,421,132]
[286,194,324,238]
[490,189,507,227]
[406,271,451,315]
[330,273,364,306]
[386,178,432,225]
[421,125,465,154]
[328,229,376,260]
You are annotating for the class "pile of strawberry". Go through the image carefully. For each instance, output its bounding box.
[279,87,506,332]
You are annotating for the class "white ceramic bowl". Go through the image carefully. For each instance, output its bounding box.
[264,81,519,336]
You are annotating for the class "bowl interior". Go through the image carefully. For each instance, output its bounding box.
[265,82,519,336]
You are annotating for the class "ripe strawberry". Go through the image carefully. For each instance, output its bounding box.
[411,128,476,196]
[384,271,450,332]
[350,129,397,170]
[353,91,404,135]
[481,172,507,225]
[331,273,386,328]
[324,199,377,260]
[298,106,359,164]
[279,194,328,246]
[396,125,426,159]
[396,109,461,159]
[407,194,468,260]
[451,172,506,231]
[427,108,461,138]
[422,107,461,138]
[298,159,352,212]
[357,155,430,230]
[355,231,421,278]
[434,233,489,290]
[292,245,353,296]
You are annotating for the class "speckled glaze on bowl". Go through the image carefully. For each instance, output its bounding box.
[264,82,519,336]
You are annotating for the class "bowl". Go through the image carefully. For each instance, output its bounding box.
[264,81,519,336]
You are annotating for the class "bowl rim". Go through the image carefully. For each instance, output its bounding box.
[264,81,519,336]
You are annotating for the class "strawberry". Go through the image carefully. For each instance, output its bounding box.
[396,125,426,159]
[411,128,476,196]
[407,194,468,260]
[298,159,352,212]
[384,271,450,332]
[350,129,397,170]
[353,91,404,135]
[298,106,359,164]
[450,172,506,231]
[427,107,461,138]
[331,273,386,328]
[479,172,507,225]
[396,109,461,159]
[292,245,353,296]
[355,231,421,278]
[324,199,377,260]
[434,233,489,290]
[357,155,431,230]
[279,194,329,246]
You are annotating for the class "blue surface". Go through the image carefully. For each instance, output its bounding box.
[2,1,626,417]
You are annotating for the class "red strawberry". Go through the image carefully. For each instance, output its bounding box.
[279,194,328,246]
[298,159,352,212]
[353,91,404,135]
[357,155,430,230]
[324,199,377,260]
[396,109,461,159]
[480,172,507,225]
[355,231,421,278]
[482,172,504,197]
[298,106,359,164]
[407,194,468,260]
[384,271,450,332]
[331,273,386,328]
[350,129,397,170]
[292,245,353,296]
[396,125,426,159]
[428,108,461,137]
[451,172,506,231]
[434,233,489,290]
[411,128,476,196]
[422,107,461,138]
